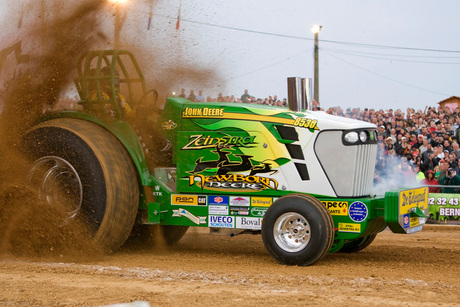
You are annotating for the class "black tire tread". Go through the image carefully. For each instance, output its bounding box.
[25,118,139,252]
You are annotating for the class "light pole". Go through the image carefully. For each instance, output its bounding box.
[311,25,322,105]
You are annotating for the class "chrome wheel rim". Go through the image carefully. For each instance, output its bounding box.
[273,212,311,252]
[28,156,83,222]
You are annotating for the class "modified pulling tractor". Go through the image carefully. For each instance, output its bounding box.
[23,50,428,266]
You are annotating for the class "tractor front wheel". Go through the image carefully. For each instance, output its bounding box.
[261,194,334,266]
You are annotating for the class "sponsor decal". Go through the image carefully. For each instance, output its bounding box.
[182,134,256,150]
[293,117,319,130]
[185,143,279,192]
[399,187,428,215]
[189,174,278,192]
[348,201,368,222]
[230,206,250,215]
[182,107,224,118]
[182,108,319,131]
[230,196,250,207]
[162,120,177,130]
[209,205,229,216]
[209,196,229,206]
[235,217,262,230]
[250,207,267,217]
[407,225,422,234]
[251,197,273,207]
[154,185,162,196]
[403,214,410,228]
[209,215,234,228]
[171,195,207,206]
[322,201,348,216]
[172,208,207,225]
[410,217,419,227]
[338,222,361,233]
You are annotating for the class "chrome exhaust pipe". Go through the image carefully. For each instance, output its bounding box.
[287,77,302,112]
[302,78,313,111]
[287,77,312,111]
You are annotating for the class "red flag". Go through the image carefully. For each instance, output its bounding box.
[176,0,181,30]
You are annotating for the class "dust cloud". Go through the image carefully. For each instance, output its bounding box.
[0,1,107,259]
[0,0,222,259]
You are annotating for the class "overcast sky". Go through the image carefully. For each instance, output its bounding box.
[140,0,460,111]
[2,0,460,112]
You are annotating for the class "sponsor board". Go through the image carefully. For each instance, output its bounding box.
[399,187,428,215]
[251,197,273,207]
[322,201,348,216]
[230,206,250,215]
[235,217,262,230]
[230,196,250,207]
[348,201,368,222]
[209,205,229,215]
[403,214,410,228]
[407,225,423,234]
[209,215,234,228]
[172,208,207,225]
[209,196,229,206]
[338,222,361,233]
[250,207,267,217]
[171,195,207,206]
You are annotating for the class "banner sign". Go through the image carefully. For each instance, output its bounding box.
[427,193,460,225]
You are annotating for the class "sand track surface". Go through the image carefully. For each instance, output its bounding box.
[0,225,459,306]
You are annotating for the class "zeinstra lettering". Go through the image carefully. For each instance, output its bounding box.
[182,107,224,118]
[189,174,278,191]
[182,134,256,150]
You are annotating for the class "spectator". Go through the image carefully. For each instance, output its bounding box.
[400,158,416,186]
[187,90,197,102]
[178,88,186,98]
[422,170,441,193]
[412,134,424,149]
[241,89,250,103]
[414,164,426,183]
[385,137,394,154]
[422,151,436,172]
[453,142,460,159]
[439,168,460,193]
[418,137,429,155]
[436,159,449,182]
[196,90,205,102]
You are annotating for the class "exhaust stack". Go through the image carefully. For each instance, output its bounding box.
[287,77,313,111]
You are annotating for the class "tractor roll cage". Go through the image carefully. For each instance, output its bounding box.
[74,49,152,120]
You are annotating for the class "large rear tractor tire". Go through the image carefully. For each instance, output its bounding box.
[261,194,334,266]
[23,118,139,252]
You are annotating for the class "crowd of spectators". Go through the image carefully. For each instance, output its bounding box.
[177,88,460,193]
[326,105,460,193]
[176,88,288,107]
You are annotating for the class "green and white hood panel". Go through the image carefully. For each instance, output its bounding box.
[160,98,377,198]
